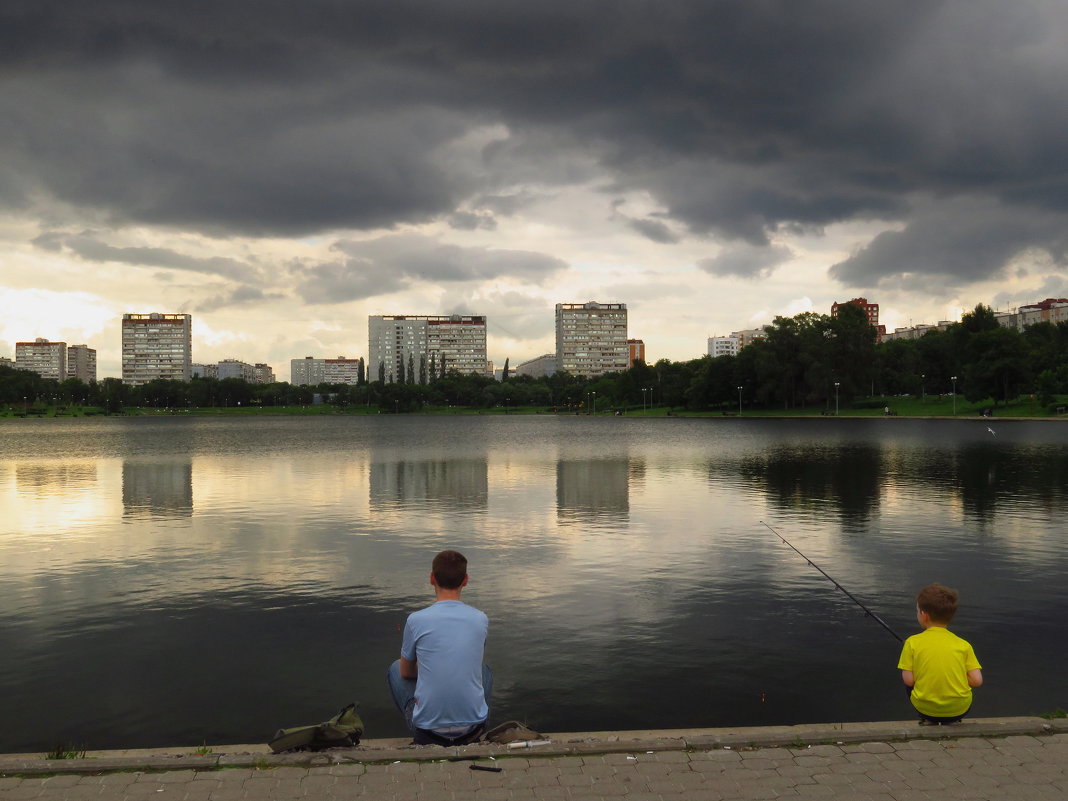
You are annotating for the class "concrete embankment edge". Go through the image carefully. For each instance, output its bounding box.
[2,716,1065,776]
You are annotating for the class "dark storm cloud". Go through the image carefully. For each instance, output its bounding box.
[626,218,680,245]
[698,243,795,280]
[5,0,1068,285]
[32,231,259,281]
[829,198,1068,288]
[297,234,567,304]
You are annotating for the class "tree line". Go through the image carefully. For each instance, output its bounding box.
[3,303,1066,414]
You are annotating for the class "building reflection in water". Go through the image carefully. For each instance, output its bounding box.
[122,460,194,518]
[556,458,630,522]
[15,462,98,495]
[370,459,488,510]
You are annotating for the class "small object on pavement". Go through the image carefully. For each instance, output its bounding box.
[470,764,503,772]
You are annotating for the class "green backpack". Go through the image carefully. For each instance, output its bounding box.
[269,703,364,752]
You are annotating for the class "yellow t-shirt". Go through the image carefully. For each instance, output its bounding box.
[897,626,981,718]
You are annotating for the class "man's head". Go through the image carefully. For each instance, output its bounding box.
[916,583,958,626]
[432,550,468,590]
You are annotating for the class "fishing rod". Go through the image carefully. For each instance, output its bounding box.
[760,521,903,643]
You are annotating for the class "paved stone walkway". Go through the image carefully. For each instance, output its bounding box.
[3,732,1068,801]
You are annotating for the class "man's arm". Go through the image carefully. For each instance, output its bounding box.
[967,668,983,687]
[400,656,418,679]
[900,669,914,687]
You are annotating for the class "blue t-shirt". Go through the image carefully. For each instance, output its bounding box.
[401,600,489,730]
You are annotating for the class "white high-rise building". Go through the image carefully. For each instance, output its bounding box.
[368,315,487,383]
[555,302,628,377]
[707,335,739,358]
[121,313,192,385]
[15,338,67,380]
[66,344,97,382]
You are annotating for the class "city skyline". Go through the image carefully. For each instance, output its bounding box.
[3,2,1068,378]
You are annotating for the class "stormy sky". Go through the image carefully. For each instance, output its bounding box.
[2,0,1068,378]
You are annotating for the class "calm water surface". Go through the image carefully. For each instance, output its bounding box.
[1,415,1066,752]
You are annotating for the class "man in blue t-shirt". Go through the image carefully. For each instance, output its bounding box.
[387,550,492,745]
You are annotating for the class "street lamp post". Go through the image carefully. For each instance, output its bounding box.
[591,391,596,416]
[737,386,743,416]
[834,381,841,416]
[921,374,926,402]
[951,376,958,416]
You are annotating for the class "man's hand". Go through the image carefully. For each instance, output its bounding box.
[400,656,418,679]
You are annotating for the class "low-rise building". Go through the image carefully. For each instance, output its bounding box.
[191,363,219,379]
[217,359,255,381]
[252,363,275,384]
[515,353,557,379]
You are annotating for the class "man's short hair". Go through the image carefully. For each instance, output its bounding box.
[432,550,468,590]
[917,583,958,624]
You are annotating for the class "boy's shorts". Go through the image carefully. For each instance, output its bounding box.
[908,688,969,724]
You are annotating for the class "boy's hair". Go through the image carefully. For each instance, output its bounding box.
[432,550,468,590]
[917,583,958,624]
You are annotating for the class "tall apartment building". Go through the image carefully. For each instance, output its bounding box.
[733,328,767,349]
[121,313,192,385]
[368,315,487,383]
[555,302,628,377]
[323,357,361,385]
[15,338,67,380]
[708,335,740,358]
[66,344,97,382]
[290,357,325,386]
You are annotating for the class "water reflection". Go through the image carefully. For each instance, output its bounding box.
[122,460,193,518]
[1,417,1067,753]
[556,458,630,522]
[732,445,884,525]
[370,458,488,510]
[16,462,98,494]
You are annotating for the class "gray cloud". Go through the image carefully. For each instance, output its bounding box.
[626,218,680,244]
[196,285,286,312]
[297,234,567,304]
[829,198,1068,288]
[698,243,794,280]
[5,0,1068,287]
[32,231,260,281]
[447,211,497,231]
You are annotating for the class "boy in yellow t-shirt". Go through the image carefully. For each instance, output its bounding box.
[898,583,983,724]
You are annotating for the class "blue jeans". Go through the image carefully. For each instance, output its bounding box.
[387,660,493,736]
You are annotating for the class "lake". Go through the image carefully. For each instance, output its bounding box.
[1,415,1066,752]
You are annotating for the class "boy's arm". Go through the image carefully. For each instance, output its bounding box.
[900,669,915,687]
[967,668,982,687]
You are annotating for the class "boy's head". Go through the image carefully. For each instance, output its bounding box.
[432,550,468,590]
[916,583,958,625]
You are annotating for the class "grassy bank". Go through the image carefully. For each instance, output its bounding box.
[3,394,1067,420]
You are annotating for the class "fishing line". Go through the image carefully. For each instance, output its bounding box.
[760,521,903,643]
